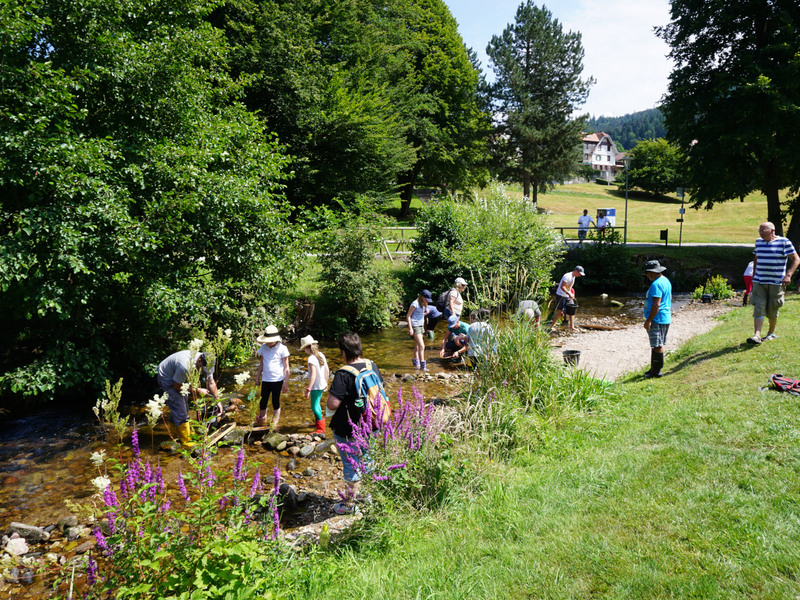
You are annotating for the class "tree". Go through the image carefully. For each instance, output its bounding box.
[486,1,594,204]
[0,0,296,400]
[657,0,800,244]
[624,138,688,197]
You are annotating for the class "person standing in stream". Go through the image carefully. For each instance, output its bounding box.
[254,325,290,431]
[300,335,329,434]
[643,260,672,378]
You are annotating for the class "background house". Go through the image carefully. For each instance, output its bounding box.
[582,132,625,182]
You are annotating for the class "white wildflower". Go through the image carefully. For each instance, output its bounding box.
[180,382,190,396]
[145,394,166,427]
[224,328,232,338]
[92,476,111,492]
[233,372,251,388]
[90,450,107,467]
[189,338,204,355]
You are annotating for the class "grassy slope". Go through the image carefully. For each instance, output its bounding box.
[507,183,783,245]
[316,298,800,599]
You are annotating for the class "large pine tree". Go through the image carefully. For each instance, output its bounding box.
[487,1,593,203]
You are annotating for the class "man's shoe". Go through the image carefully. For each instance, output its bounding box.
[644,371,663,379]
[746,335,762,345]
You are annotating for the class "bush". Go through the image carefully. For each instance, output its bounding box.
[410,182,564,311]
[557,228,640,292]
[691,274,735,300]
[313,198,402,333]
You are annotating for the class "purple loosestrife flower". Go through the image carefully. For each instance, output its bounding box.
[131,422,140,458]
[103,486,119,509]
[107,512,116,534]
[178,470,190,502]
[86,554,98,586]
[233,448,246,481]
[387,462,407,470]
[159,500,170,515]
[250,468,262,497]
[372,474,390,481]
[271,465,281,538]
[156,461,165,495]
[204,464,216,488]
[93,527,109,553]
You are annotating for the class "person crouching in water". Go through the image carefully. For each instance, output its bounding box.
[299,335,329,434]
[406,290,432,370]
[254,325,290,431]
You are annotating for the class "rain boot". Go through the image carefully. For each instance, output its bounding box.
[420,360,428,372]
[314,419,326,434]
[177,422,197,449]
[743,293,749,306]
[271,408,281,433]
[645,350,664,378]
[412,359,420,369]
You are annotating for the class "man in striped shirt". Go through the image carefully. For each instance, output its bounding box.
[747,222,800,344]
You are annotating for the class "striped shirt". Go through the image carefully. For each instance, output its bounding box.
[753,237,796,285]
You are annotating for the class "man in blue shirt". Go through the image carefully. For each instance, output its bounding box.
[747,222,800,344]
[643,260,672,378]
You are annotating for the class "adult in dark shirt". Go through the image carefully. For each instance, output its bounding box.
[326,331,382,515]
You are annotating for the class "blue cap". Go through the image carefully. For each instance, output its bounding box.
[447,315,459,328]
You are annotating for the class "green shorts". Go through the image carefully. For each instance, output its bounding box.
[412,325,425,335]
[752,282,784,320]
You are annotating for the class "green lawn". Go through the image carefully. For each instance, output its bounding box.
[505,183,782,244]
[304,298,800,599]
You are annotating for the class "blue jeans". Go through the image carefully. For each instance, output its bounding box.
[333,432,363,483]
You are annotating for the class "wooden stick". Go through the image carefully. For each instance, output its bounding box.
[206,422,237,446]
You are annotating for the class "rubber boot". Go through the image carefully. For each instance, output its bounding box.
[645,351,664,378]
[254,409,267,427]
[420,360,428,372]
[427,331,435,340]
[412,359,420,369]
[177,422,197,449]
[743,293,749,306]
[314,419,326,434]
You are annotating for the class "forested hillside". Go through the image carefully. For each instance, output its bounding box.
[586,108,666,150]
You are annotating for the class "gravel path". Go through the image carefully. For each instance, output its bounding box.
[551,300,737,381]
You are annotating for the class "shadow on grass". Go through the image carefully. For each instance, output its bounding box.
[661,343,753,377]
[605,188,683,204]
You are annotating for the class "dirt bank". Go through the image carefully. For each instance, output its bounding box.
[551,299,738,381]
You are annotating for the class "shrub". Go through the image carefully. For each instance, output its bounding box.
[410,182,564,311]
[691,274,735,300]
[558,228,640,292]
[314,198,402,333]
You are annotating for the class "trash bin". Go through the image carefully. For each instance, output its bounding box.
[562,350,581,366]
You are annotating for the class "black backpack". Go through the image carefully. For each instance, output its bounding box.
[436,289,452,312]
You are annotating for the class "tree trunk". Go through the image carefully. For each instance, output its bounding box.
[786,204,800,253]
[398,170,418,219]
[531,178,538,205]
[763,158,783,235]
[523,171,530,201]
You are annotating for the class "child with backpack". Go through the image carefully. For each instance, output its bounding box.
[406,290,432,370]
[326,332,389,515]
[299,335,330,434]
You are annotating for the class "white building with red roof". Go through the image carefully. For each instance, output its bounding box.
[582,132,625,180]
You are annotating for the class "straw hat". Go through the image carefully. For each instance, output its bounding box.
[298,335,318,351]
[256,325,281,344]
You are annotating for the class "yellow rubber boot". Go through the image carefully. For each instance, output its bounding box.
[177,422,197,449]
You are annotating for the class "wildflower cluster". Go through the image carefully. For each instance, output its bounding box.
[71,433,285,599]
[341,386,446,509]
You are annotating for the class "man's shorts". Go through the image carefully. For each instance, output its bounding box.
[578,230,587,240]
[556,295,570,311]
[647,323,670,348]
[752,282,785,320]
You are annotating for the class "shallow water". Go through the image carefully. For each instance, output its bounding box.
[0,294,678,530]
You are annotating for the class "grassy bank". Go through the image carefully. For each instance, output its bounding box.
[299,298,800,599]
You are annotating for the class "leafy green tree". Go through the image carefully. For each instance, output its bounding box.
[0,0,296,400]
[486,1,594,204]
[656,0,800,244]
[623,138,688,197]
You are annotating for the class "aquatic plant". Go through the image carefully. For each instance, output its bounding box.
[58,447,288,599]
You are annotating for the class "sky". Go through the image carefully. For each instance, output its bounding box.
[444,0,674,118]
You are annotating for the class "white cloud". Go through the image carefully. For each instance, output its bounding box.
[447,0,674,116]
